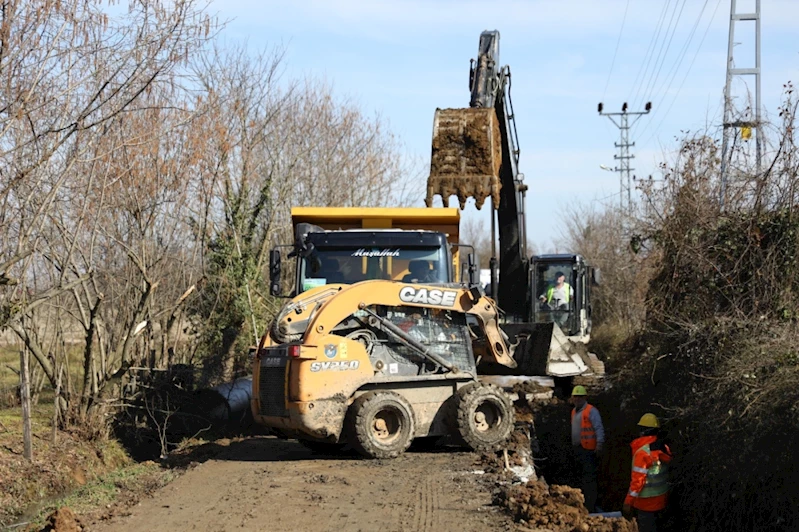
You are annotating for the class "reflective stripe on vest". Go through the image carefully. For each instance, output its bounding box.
[636,444,669,498]
[571,403,597,450]
[546,283,571,303]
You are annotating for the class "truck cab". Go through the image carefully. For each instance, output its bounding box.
[269,207,474,297]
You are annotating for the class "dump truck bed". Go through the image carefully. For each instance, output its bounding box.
[291,206,461,243]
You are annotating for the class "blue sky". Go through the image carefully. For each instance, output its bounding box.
[210,0,799,252]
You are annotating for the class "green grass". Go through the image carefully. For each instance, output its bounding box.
[16,461,176,529]
[51,462,173,511]
[0,345,19,391]
[1,342,87,408]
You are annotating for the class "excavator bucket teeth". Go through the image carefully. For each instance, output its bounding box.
[426,108,502,210]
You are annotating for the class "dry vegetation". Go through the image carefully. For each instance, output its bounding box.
[564,86,799,531]
[0,1,417,417]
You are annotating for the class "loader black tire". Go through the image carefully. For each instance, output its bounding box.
[455,382,514,452]
[348,391,415,459]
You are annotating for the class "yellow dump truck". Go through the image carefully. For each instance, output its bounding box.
[268,206,474,298]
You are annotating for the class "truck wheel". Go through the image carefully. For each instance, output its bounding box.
[348,391,415,459]
[455,382,514,451]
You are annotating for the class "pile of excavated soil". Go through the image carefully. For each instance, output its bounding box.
[480,399,634,531]
[428,107,502,210]
[512,381,553,396]
[481,424,534,474]
[37,507,84,532]
[499,481,636,532]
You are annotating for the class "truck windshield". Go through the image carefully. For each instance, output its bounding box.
[300,247,448,293]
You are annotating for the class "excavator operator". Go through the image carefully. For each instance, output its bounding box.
[539,271,573,309]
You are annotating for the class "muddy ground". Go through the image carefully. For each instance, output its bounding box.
[81,394,636,532]
[88,436,516,532]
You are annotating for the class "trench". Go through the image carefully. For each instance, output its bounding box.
[522,380,680,531]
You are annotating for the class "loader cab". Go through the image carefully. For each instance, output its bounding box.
[530,254,599,339]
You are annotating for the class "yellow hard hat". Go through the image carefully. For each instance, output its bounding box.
[638,413,660,428]
[571,385,587,396]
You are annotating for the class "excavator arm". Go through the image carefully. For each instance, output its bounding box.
[427,30,530,321]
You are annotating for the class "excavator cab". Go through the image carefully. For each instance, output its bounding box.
[531,254,599,340]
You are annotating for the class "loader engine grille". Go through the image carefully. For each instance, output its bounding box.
[258,348,288,417]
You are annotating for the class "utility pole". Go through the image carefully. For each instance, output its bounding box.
[598,102,652,214]
[720,0,761,208]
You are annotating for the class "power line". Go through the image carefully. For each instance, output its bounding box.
[637,0,689,110]
[634,0,712,139]
[602,0,631,101]
[632,0,684,110]
[637,0,725,150]
[627,0,672,104]
[650,0,710,106]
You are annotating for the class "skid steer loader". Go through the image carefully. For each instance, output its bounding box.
[252,280,519,459]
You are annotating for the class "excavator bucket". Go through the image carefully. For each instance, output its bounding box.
[426,108,502,210]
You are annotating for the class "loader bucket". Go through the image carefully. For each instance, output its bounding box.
[478,323,591,378]
[426,108,502,210]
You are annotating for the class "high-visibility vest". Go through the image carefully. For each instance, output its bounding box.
[625,436,671,512]
[636,444,669,498]
[571,403,597,450]
[546,283,571,303]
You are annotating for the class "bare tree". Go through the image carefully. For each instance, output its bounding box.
[559,203,650,332]
[0,0,215,415]
[188,47,417,382]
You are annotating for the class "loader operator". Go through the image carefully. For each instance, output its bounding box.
[622,413,672,532]
[570,385,604,513]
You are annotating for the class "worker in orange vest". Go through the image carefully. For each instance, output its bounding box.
[570,385,604,513]
[622,413,673,531]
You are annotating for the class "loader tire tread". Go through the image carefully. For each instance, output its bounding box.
[455,382,514,452]
[348,391,415,459]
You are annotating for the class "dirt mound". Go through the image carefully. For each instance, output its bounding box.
[37,507,84,532]
[499,481,635,532]
[512,381,552,396]
[480,424,533,474]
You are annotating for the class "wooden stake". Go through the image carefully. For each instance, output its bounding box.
[53,363,64,444]
[20,349,32,461]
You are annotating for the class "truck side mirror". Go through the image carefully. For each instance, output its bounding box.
[592,268,601,286]
[467,253,477,286]
[269,249,281,296]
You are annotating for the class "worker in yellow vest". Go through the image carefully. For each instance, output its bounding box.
[540,271,574,328]
[570,385,605,513]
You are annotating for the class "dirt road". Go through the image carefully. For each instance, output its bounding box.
[91,436,514,532]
